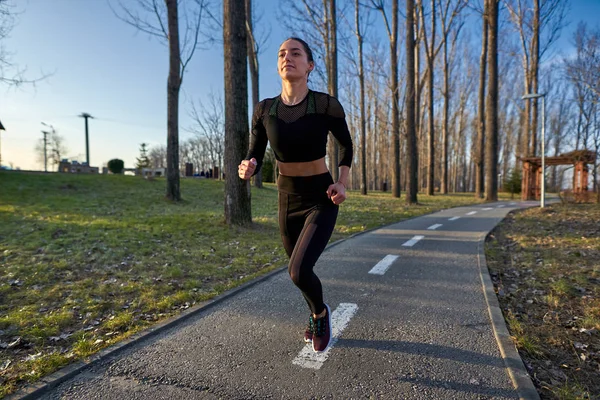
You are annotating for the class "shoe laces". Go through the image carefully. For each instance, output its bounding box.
[307,315,315,332]
[314,313,328,337]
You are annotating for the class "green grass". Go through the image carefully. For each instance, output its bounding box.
[0,171,491,397]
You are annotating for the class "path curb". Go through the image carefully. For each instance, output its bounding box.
[477,227,541,400]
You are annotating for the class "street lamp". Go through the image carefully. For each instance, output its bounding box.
[521,93,546,208]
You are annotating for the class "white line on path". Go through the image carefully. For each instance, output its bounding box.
[466,211,477,216]
[482,207,493,211]
[427,224,442,230]
[448,216,460,221]
[402,235,424,247]
[292,303,359,370]
[509,202,516,205]
[368,255,399,275]
[497,205,505,208]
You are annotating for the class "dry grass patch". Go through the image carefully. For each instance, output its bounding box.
[486,203,600,399]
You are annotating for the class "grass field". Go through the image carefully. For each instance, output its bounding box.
[0,171,490,397]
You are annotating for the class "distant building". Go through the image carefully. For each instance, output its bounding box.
[141,167,166,177]
[58,159,99,174]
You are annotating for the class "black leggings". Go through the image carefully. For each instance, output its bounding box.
[278,172,339,316]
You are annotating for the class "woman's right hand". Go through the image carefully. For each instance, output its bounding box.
[238,158,257,180]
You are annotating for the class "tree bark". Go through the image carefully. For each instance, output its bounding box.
[165,0,181,201]
[245,0,262,188]
[485,0,499,202]
[406,0,418,204]
[530,0,540,156]
[224,0,252,225]
[475,5,488,198]
[356,0,367,195]
[426,0,435,196]
[327,0,340,182]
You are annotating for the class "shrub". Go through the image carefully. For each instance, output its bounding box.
[504,168,522,199]
[107,159,125,174]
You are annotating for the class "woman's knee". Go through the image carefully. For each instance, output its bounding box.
[288,262,311,287]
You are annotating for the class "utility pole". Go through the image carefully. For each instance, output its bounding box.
[0,120,5,167]
[79,113,94,165]
[41,130,50,172]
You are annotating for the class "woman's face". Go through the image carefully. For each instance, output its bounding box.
[277,39,313,82]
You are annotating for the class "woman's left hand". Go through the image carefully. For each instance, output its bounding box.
[326,182,346,205]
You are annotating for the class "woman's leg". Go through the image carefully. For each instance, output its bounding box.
[284,204,338,315]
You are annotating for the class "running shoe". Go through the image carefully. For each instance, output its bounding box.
[312,304,332,353]
[304,315,314,343]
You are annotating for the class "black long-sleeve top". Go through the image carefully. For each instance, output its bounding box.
[245,90,354,175]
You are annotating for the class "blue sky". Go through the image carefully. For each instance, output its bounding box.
[1,0,598,171]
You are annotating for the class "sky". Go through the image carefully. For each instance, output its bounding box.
[1,0,599,171]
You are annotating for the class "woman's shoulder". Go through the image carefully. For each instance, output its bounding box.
[309,90,345,116]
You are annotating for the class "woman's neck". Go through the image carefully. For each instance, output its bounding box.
[280,81,309,106]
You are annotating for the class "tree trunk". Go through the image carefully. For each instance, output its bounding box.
[440,28,449,194]
[356,0,367,195]
[165,0,181,201]
[485,0,499,202]
[327,0,340,182]
[426,0,435,196]
[390,0,400,197]
[406,0,418,204]
[531,0,540,157]
[245,0,262,188]
[224,0,252,225]
[475,6,487,199]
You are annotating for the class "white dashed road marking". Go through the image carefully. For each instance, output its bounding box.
[482,207,493,211]
[402,235,424,247]
[449,216,460,221]
[292,303,359,370]
[497,205,505,208]
[466,211,477,216]
[368,255,399,275]
[427,224,442,230]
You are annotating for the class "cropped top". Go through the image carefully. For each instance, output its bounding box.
[245,90,353,175]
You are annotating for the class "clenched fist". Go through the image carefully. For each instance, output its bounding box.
[238,158,257,180]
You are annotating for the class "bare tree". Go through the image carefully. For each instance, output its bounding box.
[35,129,68,171]
[188,91,225,176]
[245,0,268,188]
[111,0,208,201]
[485,0,499,201]
[438,0,467,194]
[0,0,51,87]
[372,0,401,198]
[420,0,436,195]
[223,0,251,225]
[148,145,167,168]
[505,0,567,158]
[406,0,418,204]
[355,0,368,195]
[475,0,488,198]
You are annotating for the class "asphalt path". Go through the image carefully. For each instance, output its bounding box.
[33,200,537,400]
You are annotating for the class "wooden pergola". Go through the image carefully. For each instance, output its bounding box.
[520,150,597,201]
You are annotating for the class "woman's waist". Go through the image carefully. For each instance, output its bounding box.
[277,170,333,195]
[277,157,327,177]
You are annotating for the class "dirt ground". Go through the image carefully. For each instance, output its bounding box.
[486,203,600,399]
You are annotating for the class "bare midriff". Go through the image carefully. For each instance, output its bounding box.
[277,157,328,177]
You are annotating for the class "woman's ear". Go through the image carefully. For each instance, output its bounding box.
[307,61,314,74]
